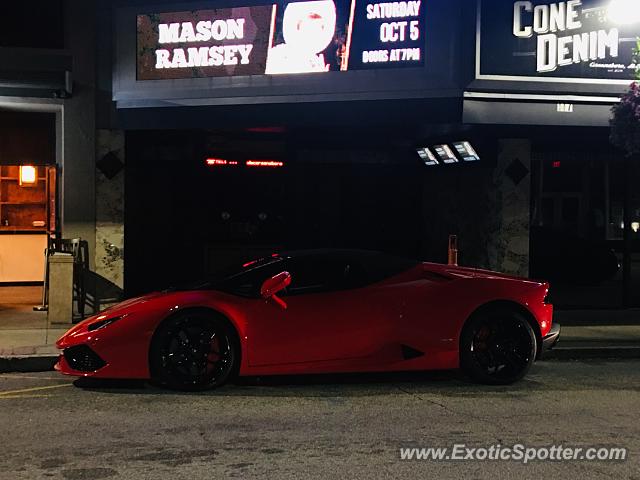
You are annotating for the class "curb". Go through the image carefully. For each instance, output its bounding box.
[1,348,639,374]
[0,355,58,373]
[544,346,640,360]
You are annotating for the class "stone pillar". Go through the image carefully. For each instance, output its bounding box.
[95,130,125,289]
[48,253,74,325]
[93,129,125,311]
[486,139,532,277]
[62,0,97,269]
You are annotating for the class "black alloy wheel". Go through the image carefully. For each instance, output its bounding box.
[150,311,238,391]
[460,308,537,385]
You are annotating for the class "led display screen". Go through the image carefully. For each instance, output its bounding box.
[432,144,458,164]
[416,147,438,165]
[452,141,480,162]
[136,0,425,80]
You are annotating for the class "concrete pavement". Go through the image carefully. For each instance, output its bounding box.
[0,326,65,373]
[0,359,637,479]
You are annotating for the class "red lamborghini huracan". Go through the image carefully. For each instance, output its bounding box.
[56,249,560,390]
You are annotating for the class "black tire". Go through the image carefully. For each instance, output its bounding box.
[149,311,239,391]
[460,308,537,385]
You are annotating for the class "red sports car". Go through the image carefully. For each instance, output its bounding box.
[56,249,560,390]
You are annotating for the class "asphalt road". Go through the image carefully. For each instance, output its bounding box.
[0,360,638,480]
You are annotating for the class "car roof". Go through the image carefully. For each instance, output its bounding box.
[279,248,385,259]
[278,248,420,263]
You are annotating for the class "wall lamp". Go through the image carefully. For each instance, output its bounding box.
[19,165,37,186]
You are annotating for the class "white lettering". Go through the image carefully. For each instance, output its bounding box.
[187,47,210,67]
[178,22,196,43]
[557,35,572,66]
[195,21,212,42]
[573,33,589,64]
[362,49,389,63]
[537,33,557,72]
[158,19,246,44]
[227,18,245,40]
[512,2,621,74]
[566,0,582,30]
[549,2,566,32]
[224,45,239,65]
[380,21,408,42]
[237,44,253,64]
[209,46,224,66]
[533,29,619,73]
[172,48,188,68]
[155,49,171,68]
[533,5,550,34]
[513,1,532,38]
[211,20,228,40]
[366,1,421,20]
[598,28,619,59]
[154,45,254,69]
[158,23,180,44]
[514,1,583,38]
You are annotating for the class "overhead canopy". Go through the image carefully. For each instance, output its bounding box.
[463,92,618,127]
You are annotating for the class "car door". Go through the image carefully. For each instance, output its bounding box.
[247,254,399,367]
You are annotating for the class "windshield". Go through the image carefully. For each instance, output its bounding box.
[170,250,419,297]
[171,256,285,293]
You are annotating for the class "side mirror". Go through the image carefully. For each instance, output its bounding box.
[260,271,292,309]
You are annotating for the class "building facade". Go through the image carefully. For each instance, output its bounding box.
[0,0,637,311]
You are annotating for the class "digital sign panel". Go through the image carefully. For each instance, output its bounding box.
[452,141,480,162]
[417,147,439,165]
[433,144,458,163]
[477,0,640,83]
[136,0,425,80]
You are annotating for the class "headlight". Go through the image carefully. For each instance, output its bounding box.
[87,314,126,332]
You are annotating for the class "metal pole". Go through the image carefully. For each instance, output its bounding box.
[604,156,610,239]
[622,154,632,307]
[448,234,458,266]
[33,247,49,312]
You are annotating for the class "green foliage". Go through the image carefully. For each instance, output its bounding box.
[610,38,640,155]
[636,39,640,80]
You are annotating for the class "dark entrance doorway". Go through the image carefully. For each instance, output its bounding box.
[125,129,424,296]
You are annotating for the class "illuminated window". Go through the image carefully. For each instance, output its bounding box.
[19,166,37,186]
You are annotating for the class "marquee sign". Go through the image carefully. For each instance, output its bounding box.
[476,0,640,83]
[137,0,425,80]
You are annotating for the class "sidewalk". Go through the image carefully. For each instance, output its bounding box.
[547,309,640,359]
[554,308,640,326]
[0,327,66,356]
[0,305,68,372]
[0,323,66,372]
[1,310,639,373]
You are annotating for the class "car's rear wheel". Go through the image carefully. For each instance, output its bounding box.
[149,311,238,391]
[460,308,536,385]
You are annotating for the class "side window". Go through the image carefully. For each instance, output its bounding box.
[221,262,286,298]
[354,252,418,285]
[284,256,366,295]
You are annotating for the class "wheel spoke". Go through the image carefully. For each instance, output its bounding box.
[469,315,532,381]
[156,318,235,389]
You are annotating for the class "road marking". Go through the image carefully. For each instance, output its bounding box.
[0,375,64,381]
[0,384,71,396]
[0,394,54,400]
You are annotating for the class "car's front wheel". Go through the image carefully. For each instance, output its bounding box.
[460,308,537,385]
[149,311,239,391]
